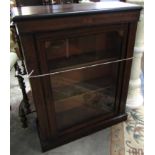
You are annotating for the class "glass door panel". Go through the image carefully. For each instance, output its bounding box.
[50,62,119,131]
[45,30,123,71]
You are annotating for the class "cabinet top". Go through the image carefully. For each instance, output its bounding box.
[11,2,142,22]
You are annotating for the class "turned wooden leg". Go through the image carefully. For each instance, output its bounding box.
[14,61,31,128]
[21,60,27,75]
[14,62,31,113]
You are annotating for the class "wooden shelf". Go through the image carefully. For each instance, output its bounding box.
[55,86,115,130]
[52,77,116,130]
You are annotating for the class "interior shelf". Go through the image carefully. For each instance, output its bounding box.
[47,49,121,72]
[51,76,117,130]
[52,77,114,101]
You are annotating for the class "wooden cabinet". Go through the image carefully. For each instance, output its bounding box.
[12,2,142,152]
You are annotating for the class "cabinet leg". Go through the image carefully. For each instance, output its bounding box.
[15,62,31,113]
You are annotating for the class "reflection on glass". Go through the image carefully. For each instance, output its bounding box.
[50,63,119,130]
[46,31,123,71]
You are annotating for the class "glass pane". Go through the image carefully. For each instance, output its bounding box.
[45,30,123,71]
[50,63,119,130]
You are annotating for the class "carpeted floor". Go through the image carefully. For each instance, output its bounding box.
[111,107,144,155]
[10,68,144,155]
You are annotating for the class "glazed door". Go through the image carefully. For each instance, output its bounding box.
[36,24,128,132]
[50,63,119,131]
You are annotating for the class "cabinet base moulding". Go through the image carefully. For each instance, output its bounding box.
[38,113,127,152]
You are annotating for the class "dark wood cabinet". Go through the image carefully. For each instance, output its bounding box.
[12,2,142,152]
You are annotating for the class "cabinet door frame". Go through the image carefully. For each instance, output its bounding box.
[35,23,129,134]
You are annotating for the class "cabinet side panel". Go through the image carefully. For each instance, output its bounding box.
[35,37,58,137]
[114,25,129,114]
[18,34,52,140]
[119,22,138,114]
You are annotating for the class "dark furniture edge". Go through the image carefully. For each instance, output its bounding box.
[12,5,142,22]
